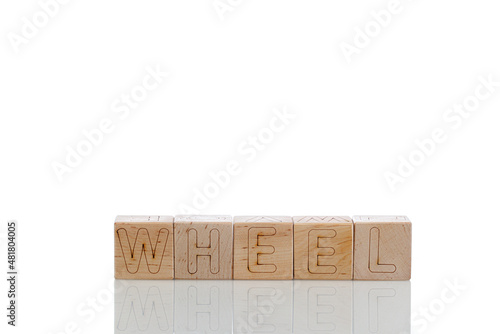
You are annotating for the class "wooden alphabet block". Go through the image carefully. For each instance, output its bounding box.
[115,215,174,279]
[174,215,233,279]
[233,216,293,280]
[353,216,411,280]
[293,216,353,280]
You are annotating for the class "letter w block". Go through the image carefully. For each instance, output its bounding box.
[115,216,174,279]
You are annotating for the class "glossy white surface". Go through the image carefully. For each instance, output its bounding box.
[114,280,410,333]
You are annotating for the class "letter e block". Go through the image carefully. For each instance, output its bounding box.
[353,216,411,280]
[233,216,293,280]
[115,215,174,279]
[293,216,353,280]
[174,215,233,279]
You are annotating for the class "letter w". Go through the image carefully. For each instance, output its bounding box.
[117,228,169,274]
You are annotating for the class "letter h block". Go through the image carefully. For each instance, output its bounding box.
[233,216,293,280]
[114,215,174,279]
[174,215,233,279]
[293,216,353,280]
[353,215,412,280]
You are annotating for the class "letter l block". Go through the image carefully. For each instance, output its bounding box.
[353,215,411,280]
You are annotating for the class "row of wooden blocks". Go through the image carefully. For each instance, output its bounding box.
[115,215,411,280]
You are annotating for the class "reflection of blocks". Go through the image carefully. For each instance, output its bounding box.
[175,280,233,334]
[353,281,410,334]
[174,215,233,279]
[353,216,411,280]
[234,280,293,334]
[293,280,352,334]
[115,216,174,279]
[233,216,293,280]
[293,216,353,280]
[114,280,174,334]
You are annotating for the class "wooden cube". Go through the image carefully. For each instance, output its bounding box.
[115,215,174,279]
[233,216,293,280]
[174,215,233,279]
[293,216,353,280]
[353,216,411,280]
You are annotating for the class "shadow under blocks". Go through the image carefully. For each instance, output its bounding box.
[114,215,411,280]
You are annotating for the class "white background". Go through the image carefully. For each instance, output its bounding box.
[1,0,499,333]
